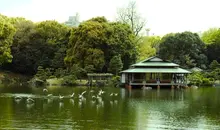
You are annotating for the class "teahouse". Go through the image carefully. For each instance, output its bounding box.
[120,56,191,88]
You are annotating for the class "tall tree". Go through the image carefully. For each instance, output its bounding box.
[201,28,220,63]
[116,1,146,36]
[5,20,70,74]
[0,15,16,65]
[137,36,160,61]
[158,31,207,69]
[109,55,123,75]
[201,28,220,44]
[65,17,137,73]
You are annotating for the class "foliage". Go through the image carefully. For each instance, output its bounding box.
[109,55,123,75]
[201,28,220,63]
[68,64,86,79]
[34,66,52,81]
[3,20,69,74]
[137,36,160,61]
[159,32,207,69]
[209,60,220,70]
[206,41,220,63]
[188,72,213,86]
[0,15,16,64]
[54,68,68,78]
[1,14,220,86]
[109,76,121,87]
[205,68,220,81]
[65,16,137,73]
[61,74,77,86]
[201,28,220,44]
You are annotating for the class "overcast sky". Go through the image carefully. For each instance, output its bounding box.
[1,0,220,36]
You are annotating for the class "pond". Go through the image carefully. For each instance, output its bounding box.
[0,85,220,130]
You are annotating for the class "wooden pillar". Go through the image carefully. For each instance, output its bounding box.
[132,73,134,82]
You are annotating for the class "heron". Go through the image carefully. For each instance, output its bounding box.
[15,96,22,100]
[59,95,64,100]
[15,96,22,103]
[43,88,48,92]
[81,91,86,95]
[26,97,34,104]
[70,92,75,98]
[47,94,53,97]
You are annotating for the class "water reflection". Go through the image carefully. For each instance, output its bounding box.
[0,86,220,129]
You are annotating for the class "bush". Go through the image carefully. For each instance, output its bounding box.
[109,76,120,87]
[188,72,213,86]
[61,75,77,86]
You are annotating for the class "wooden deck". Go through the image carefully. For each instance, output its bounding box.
[130,82,186,86]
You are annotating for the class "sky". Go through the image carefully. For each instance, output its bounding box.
[1,0,220,36]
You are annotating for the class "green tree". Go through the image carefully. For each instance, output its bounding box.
[109,55,123,75]
[201,28,220,63]
[158,31,207,68]
[65,17,137,72]
[0,15,16,65]
[209,60,219,70]
[206,43,220,63]
[137,36,160,61]
[3,20,70,75]
[201,28,220,44]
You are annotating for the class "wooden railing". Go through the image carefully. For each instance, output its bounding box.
[132,79,172,83]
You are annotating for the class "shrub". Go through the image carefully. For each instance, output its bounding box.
[61,75,77,86]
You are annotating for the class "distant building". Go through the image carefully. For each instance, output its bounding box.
[64,13,80,27]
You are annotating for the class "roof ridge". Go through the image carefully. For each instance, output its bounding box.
[139,56,158,63]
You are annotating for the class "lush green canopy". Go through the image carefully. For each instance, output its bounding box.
[0,15,16,64]
[159,32,207,69]
[65,17,137,73]
[201,28,220,63]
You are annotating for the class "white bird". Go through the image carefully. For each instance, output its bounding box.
[59,95,64,100]
[15,96,22,100]
[114,93,118,96]
[110,93,113,96]
[15,96,22,103]
[90,90,94,93]
[191,85,198,89]
[81,91,86,95]
[26,97,34,104]
[99,90,105,95]
[70,92,75,98]
[43,88,48,92]
[47,94,53,97]
[78,94,83,99]
[92,95,96,99]
[78,91,86,99]
[101,90,105,94]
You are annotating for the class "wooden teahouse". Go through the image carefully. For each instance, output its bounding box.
[120,56,191,88]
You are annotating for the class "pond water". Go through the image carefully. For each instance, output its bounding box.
[0,85,220,130]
